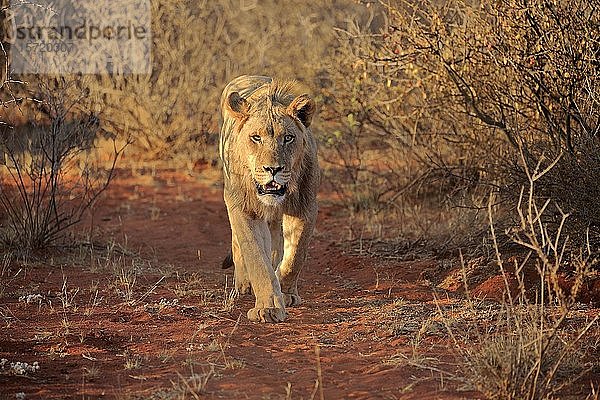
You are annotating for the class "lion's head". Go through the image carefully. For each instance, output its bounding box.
[223,82,315,207]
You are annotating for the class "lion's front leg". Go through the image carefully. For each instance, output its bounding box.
[226,206,287,323]
[277,206,317,307]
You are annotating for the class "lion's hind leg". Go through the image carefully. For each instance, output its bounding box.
[269,219,284,271]
[232,233,252,295]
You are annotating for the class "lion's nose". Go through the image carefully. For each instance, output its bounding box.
[263,166,283,176]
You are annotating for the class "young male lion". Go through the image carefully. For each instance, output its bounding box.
[219,75,320,323]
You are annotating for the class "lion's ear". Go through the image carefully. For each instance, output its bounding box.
[287,94,315,128]
[225,92,250,120]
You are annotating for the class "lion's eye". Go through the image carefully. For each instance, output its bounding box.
[250,135,262,143]
[283,134,295,144]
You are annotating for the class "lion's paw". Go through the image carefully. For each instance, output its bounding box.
[234,266,252,295]
[247,294,287,323]
[283,292,302,307]
[247,306,287,323]
[235,279,252,295]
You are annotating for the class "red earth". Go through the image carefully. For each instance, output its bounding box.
[0,168,598,399]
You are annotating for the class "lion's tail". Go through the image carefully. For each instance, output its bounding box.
[221,252,234,269]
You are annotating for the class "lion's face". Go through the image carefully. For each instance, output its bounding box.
[225,91,315,207]
[241,114,305,205]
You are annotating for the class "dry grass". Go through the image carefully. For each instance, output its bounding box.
[462,310,593,400]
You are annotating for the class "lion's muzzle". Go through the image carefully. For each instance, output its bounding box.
[254,165,289,201]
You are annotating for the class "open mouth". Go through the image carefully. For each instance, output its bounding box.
[255,180,287,197]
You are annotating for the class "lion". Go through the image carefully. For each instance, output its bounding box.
[219,75,320,323]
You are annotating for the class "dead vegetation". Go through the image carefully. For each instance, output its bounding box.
[325,0,600,250]
[0,80,127,252]
[455,159,599,399]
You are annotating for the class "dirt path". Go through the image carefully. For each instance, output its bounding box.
[2,169,592,399]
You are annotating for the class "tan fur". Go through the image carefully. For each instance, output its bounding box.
[219,75,319,323]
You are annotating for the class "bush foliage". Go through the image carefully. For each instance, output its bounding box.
[325,0,600,248]
[1,0,599,251]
